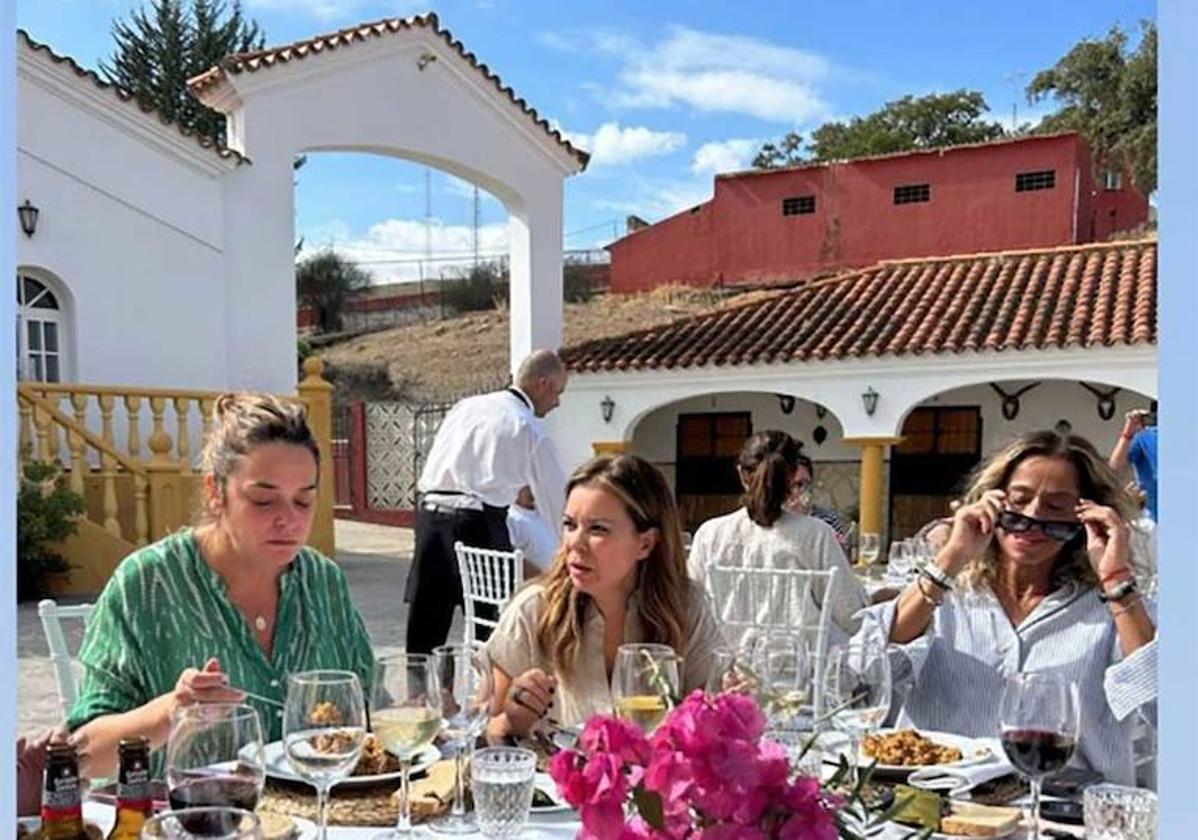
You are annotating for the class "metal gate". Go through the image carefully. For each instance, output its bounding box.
[364,400,452,509]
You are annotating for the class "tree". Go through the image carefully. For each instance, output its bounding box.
[101,0,264,144]
[753,90,1006,169]
[1027,21,1157,194]
[296,250,373,334]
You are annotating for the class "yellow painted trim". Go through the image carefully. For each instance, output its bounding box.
[592,441,629,454]
[841,436,905,446]
[18,389,147,476]
[19,382,226,402]
[842,437,903,537]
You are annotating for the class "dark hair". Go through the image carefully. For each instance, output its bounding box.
[796,451,814,477]
[737,430,800,527]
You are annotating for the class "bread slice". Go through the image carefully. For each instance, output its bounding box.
[939,801,1021,837]
[258,812,298,840]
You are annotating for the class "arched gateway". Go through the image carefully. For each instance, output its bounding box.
[187,13,589,380]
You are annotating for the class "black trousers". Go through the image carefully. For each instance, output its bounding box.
[404,500,511,655]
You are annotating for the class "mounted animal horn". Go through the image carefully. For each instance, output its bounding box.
[989,382,1040,421]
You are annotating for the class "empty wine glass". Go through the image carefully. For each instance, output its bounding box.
[283,671,367,840]
[753,632,814,735]
[824,638,892,833]
[430,643,494,834]
[612,643,680,734]
[999,673,1080,840]
[141,807,262,840]
[166,704,265,815]
[858,533,881,567]
[887,540,914,580]
[705,644,757,696]
[372,653,442,840]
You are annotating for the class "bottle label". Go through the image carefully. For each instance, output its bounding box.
[117,764,152,811]
[42,770,82,821]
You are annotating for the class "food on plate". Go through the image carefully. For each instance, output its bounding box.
[938,801,1021,837]
[889,784,943,831]
[306,702,343,727]
[861,729,964,766]
[257,813,298,840]
[532,787,557,809]
[308,732,401,776]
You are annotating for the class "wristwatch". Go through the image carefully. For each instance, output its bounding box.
[1098,576,1138,603]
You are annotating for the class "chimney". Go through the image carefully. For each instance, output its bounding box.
[626,215,650,233]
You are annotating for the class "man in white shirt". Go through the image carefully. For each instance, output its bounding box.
[404,349,569,653]
[507,486,559,573]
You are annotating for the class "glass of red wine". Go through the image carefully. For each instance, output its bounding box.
[142,807,262,840]
[999,673,1080,840]
[165,704,266,836]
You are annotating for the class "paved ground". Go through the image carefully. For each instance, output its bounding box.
[15,520,457,738]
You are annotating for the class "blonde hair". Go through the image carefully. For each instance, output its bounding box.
[956,430,1137,590]
[197,393,319,521]
[535,454,689,678]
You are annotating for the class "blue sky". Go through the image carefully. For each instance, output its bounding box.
[18,0,1156,283]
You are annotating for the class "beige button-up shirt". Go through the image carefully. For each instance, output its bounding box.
[486,582,725,726]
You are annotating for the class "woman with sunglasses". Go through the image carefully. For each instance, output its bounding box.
[869,429,1156,784]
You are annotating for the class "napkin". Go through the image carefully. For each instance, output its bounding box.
[906,748,1016,798]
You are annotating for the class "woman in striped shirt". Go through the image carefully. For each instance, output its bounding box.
[868,430,1157,784]
[66,394,374,778]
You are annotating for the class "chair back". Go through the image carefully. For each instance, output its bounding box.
[37,598,96,719]
[454,542,524,646]
[704,563,842,720]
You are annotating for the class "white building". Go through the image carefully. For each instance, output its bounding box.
[16,15,586,394]
[553,239,1158,539]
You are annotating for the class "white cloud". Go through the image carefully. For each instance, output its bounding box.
[246,0,422,23]
[691,138,761,176]
[299,217,510,284]
[593,177,713,222]
[545,25,832,124]
[560,122,686,167]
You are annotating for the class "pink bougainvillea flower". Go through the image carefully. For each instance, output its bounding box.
[580,716,653,767]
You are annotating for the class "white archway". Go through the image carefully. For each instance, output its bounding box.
[189,15,587,390]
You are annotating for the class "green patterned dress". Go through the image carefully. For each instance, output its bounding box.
[67,529,376,747]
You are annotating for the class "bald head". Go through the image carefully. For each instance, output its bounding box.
[516,349,568,417]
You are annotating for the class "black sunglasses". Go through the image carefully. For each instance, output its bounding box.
[996,509,1083,542]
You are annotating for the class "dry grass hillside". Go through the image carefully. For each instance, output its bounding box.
[318,284,772,403]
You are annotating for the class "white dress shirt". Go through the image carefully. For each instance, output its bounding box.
[507,505,559,570]
[418,388,568,529]
[862,582,1157,785]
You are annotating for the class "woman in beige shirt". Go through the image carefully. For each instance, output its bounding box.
[485,454,724,738]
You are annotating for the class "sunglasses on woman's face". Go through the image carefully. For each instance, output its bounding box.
[996,509,1083,542]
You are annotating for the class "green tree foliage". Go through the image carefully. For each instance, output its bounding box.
[296,250,373,334]
[1027,21,1157,194]
[442,261,508,313]
[753,90,1006,169]
[17,461,85,600]
[101,0,264,143]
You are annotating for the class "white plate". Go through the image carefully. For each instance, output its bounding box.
[260,740,441,787]
[530,772,570,814]
[824,730,993,775]
[290,816,318,840]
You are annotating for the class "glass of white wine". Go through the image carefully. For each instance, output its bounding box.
[282,671,367,840]
[858,533,881,567]
[371,653,442,840]
[612,643,680,734]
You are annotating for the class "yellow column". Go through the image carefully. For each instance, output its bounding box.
[592,441,628,455]
[843,436,903,538]
[298,357,336,558]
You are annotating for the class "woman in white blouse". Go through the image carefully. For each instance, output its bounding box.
[687,430,867,646]
[870,429,1157,784]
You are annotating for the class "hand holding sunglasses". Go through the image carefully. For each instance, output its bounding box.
[1074,499,1132,581]
[935,489,1008,576]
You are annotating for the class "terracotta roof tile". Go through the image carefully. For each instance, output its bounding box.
[186,13,588,169]
[18,30,249,166]
[563,240,1157,373]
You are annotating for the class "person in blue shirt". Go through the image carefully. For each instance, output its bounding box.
[1109,405,1158,522]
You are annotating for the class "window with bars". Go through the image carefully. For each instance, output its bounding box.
[893,183,931,205]
[1015,170,1056,192]
[781,195,816,216]
[1101,170,1123,191]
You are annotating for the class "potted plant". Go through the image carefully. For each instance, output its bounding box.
[17,460,85,600]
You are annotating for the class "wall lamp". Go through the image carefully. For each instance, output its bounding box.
[18,200,39,237]
[862,386,879,417]
[600,395,615,424]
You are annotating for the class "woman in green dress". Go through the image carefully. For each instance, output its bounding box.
[66,394,374,778]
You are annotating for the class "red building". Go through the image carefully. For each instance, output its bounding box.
[608,132,1149,293]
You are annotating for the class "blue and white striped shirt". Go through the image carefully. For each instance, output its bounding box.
[862,581,1157,785]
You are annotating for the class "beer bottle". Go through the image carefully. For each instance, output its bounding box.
[41,742,88,840]
[105,737,152,840]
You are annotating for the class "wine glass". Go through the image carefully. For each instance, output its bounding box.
[142,807,262,840]
[705,644,758,696]
[824,638,892,832]
[283,671,367,840]
[165,704,265,815]
[858,533,881,567]
[887,540,914,580]
[999,673,1080,840]
[612,643,680,734]
[371,653,442,840]
[753,632,814,735]
[431,643,494,834]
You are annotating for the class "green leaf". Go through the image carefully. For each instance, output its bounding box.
[632,785,665,831]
